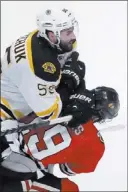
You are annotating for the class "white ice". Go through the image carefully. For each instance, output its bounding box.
[1,1,127,191]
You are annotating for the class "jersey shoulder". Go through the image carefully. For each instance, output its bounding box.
[9,30,61,83]
[27,30,61,82]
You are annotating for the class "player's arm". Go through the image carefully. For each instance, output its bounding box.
[8,61,62,120]
[61,140,105,175]
[59,149,104,175]
[59,121,105,175]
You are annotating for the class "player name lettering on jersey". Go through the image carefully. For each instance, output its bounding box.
[14,35,28,63]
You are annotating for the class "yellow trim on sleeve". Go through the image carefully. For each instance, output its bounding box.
[1,97,24,119]
[13,110,24,119]
[0,110,8,119]
[50,103,59,120]
[26,30,38,73]
[35,96,59,117]
[1,97,11,110]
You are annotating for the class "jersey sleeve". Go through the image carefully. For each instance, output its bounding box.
[61,147,104,175]
[59,144,105,175]
[7,62,62,120]
[59,124,105,175]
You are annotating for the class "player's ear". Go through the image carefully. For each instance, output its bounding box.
[46,30,58,44]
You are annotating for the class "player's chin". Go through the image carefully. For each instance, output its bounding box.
[67,44,73,51]
[61,44,72,52]
[66,41,75,51]
[60,40,75,52]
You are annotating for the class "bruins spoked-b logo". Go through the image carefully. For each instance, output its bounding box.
[42,62,56,74]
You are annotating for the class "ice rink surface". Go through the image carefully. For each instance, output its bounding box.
[1,1,127,191]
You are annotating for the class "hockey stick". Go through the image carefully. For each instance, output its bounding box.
[0,115,72,136]
[1,115,125,137]
[98,124,125,134]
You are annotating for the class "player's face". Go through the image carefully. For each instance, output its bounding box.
[60,26,78,52]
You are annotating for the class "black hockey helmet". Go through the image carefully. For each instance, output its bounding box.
[92,86,120,123]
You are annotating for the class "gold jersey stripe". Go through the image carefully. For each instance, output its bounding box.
[26,30,38,73]
[50,103,59,120]
[1,97,11,110]
[13,110,24,119]
[1,97,24,119]
[0,110,8,119]
[35,96,59,117]
[0,108,11,118]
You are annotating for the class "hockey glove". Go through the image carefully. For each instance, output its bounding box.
[61,51,86,93]
[62,80,95,128]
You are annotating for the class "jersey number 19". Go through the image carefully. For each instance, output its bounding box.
[23,125,72,160]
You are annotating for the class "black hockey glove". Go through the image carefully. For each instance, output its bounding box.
[62,80,95,128]
[91,86,120,123]
[61,51,86,93]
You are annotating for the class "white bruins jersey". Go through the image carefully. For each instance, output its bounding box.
[1,30,64,122]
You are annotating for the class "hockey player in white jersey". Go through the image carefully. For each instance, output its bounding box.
[0,7,89,178]
[1,9,75,122]
[1,8,88,128]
